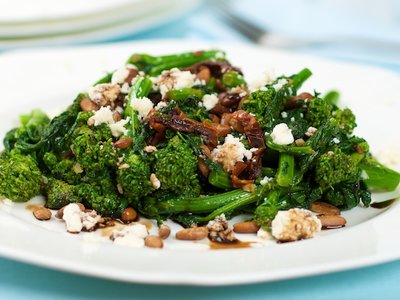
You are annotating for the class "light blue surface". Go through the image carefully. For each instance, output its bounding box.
[1,1,400,299]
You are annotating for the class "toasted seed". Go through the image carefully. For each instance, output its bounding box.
[197,67,211,83]
[56,203,85,219]
[176,227,208,240]
[80,97,99,112]
[158,224,171,239]
[317,214,347,228]
[114,137,133,149]
[112,111,122,122]
[145,235,164,248]
[233,221,260,233]
[33,207,52,221]
[311,201,340,215]
[121,207,137,223]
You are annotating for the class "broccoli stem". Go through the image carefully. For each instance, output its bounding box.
[221,71,245,87]
[193,191,258,223]
[276,153,295,187]
[155,189,251,215]
[208,169,232,190]
[166,88,204,101]
[127,50,225,76]
[323,90,340,106]
[93,73,112,85]
[291,68,312,90]
[360,157,400,191]
[266,136,314,155]
[123,76,153,150]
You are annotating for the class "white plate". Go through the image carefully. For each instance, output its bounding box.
[0,0,199,49]
[0,40,399,286]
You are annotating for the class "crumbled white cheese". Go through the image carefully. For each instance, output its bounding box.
[271,208,321,242]
[150,173,161,190]
[230,86,247,97]
[120,83,130,94]
[249,69,276,91]
[332,137,340,144]
[260,176,272,185]
[130,96,154,121]
[290,117,295,122]
[154,68,197,98]
[281,111,288,118]
[272,79,288,92]
[257,228,272,240]
[201,94,219,111]
[111,64,137,85]
[1,198,14,207]
[88,106,128,137]
[144,145,157,153]
[88,83,120,106]
[155,101,168,110]
[109,118,129,137]
[211,134,253,172]
[270,123,294,145]
[305,126,317,137]
[62,204,83,233]
[111,223,148,248]
[62,203,101,233]
[89,106,114,126]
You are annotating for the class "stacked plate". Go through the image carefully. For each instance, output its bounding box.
[0,0,198,49]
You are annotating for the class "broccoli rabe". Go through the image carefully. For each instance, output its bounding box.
[0,150,42,202]
[315,147,359,190]
[117,153,154,204]
[45,178,79,209]
[154,135,201,197]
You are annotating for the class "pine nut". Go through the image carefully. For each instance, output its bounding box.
[317,214,347,228]
[145,235,164,248]
[80,97,99,112]
[120,207,137,223]
[311,201,340,215]
[158,224,171,239]
[33,207,52,221]
[233,221,260,233]
[176,227,208,240]
[114,137,133,149]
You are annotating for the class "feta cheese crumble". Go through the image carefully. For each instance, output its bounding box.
[150,173,161,190]
[111,64,137,85]
[211,134,253,172]
[88,83,120,107]
[272,79,288,92]
[260,176,272,185]
[87,106,128,137]
[201,94,219,111]
[257,228,272,240]
[111,223,148,248]
[249,69,276,91]
[270,123,294,145]
[130,96,154,121]
[305,126,317,137]
[153,68,198,98]
[271,208,321,242]
[207,214,235,242]
[62,203,101,233]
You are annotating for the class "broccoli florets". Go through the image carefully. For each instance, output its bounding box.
[117,153,154,204]
[70,124,116,177]
[324,180,371,210]
[0,151,42,202]
[43,152,80,185]
[333,108,356,134]
[77,178,126,216]
[45,178,79,209]
[154,135,200,197]
[315,147,358,190]
[304,97,332,128]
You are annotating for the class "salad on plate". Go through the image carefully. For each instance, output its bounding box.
[1,49,399,249]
